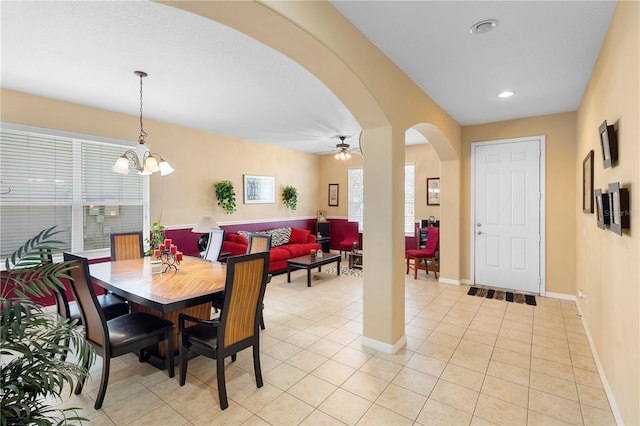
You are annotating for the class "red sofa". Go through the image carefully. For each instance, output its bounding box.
[221,227,321,273]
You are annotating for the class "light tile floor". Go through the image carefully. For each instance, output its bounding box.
[52,259,616,425]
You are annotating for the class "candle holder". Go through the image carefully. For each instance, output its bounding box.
[154,243,182,272]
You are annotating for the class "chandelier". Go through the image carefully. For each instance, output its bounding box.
[112,71,174,176]
[334,136,352,161]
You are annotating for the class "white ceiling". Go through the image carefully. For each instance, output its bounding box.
[1,1,616,154]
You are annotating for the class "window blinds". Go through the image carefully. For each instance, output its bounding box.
[0,127,146,257]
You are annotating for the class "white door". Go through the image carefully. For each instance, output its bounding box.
[473,138,542,293]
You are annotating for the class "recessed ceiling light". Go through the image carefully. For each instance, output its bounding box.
[470,19,499,34]
[497,91,515,98]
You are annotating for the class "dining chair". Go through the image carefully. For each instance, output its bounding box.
[178,251,270,410]
[204,229,225,262]
[109,231,144,260]
[211,233,271,329]
[337,221,360,258]
[40,248,129,332]
[405,226,439,279]
[63,252,175,410]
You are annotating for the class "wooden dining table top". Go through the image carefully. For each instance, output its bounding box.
[89,256,226,313]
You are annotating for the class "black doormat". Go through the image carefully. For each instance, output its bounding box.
[467,286,536,306]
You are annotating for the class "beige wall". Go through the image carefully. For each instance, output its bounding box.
[575,1,639,424]
[0,89,321,227]
[461,112,577,295]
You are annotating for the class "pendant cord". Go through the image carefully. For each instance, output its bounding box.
[138,73,147,144]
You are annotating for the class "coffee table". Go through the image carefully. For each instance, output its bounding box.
[286,253,341,287]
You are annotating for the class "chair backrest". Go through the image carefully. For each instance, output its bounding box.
[110,231,144,261]
[37,248,72,319]
[246,233,272,254]
[204,229,225,262]
[63,253,108,352]
[344,221,360,239]
[424,226,440,253]
[218,252,270,351]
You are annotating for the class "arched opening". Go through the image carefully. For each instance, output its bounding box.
[163,0,462,352]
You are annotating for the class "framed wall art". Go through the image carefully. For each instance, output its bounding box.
[608,182,630,236]
[317,210,327,222]
[599,120,618,168]
[595,188,610,230]
[328,183,339,206]
[583,150,594,213]
[243,175,275,204]
[427,177,440,205]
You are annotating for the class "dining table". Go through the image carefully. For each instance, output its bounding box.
[89,256,227,369]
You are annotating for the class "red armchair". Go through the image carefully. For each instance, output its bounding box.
[406,226,439,279]
[337,221,360,258]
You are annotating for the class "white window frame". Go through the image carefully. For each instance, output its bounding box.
[0,123,149,265]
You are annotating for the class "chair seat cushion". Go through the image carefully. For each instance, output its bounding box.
[406,249,436,257]
[184,323,219,352]
[98,293,130,320]
[107,312,174,349]
[67,293,129,322]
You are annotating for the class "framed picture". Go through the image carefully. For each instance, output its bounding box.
[599,120,618,168]
[328,183,339,206]
[595,188,610,230]
[427,177,440,205]
[608,182,630,236]
[317,210,327,222]
[583,150,594,213]
[243,175,275,204]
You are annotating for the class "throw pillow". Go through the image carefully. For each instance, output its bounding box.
[289,227,310,244]
[235,231,250,245]
[267,227,291,247]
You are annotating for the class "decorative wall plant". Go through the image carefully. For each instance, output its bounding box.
[214,180,237,214]
[282,185,298,211]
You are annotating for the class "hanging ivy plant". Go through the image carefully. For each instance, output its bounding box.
[214,180,236,214]
[282,185,298,211]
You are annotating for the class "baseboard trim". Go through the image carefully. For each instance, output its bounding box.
[361,335,407,354]
[574,301,623,425]
[545,292,576,301]
[438,277,460,286]
[461,279,473,286]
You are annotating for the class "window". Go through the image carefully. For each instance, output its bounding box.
[404,164,415,235]
[347,164,415,235]
[0,126,148,259]
[348,168,364,230]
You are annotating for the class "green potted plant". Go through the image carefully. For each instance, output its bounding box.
[145,220,166,255]
[214,180,237,214]
[0,226,94,425]
[282,185,298,211]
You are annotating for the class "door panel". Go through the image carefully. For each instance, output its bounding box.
[474,139,540,293]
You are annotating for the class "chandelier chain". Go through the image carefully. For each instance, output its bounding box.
[138,72,147,143]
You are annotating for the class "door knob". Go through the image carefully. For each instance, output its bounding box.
[477,231,482,235]
[477,223,482,227]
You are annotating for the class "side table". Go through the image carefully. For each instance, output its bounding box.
[348,250,363,269]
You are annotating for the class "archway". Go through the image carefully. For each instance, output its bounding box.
[162,0,462,352]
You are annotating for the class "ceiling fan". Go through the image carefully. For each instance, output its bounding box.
[333,134,363,161]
